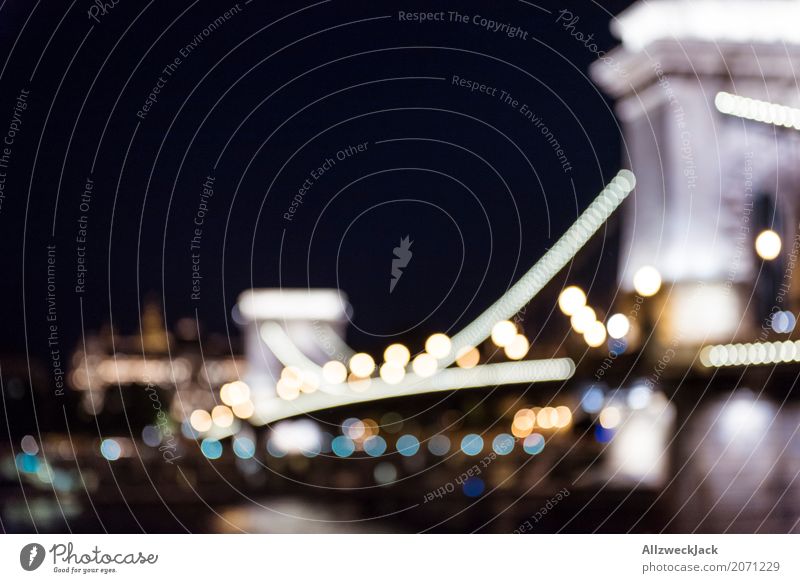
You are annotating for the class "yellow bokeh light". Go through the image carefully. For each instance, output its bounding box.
[321,360,348,384]
[211,405,234,428]
[455,346,480,369]
[599,406,621,429]
[558,285,587,316]
[189,409,212,432]
[512,408,535,437]
[276,378,301,400]
[362,418,379,438]
[425,333,452,359]
[379,361,405,384]
[555,405,572,428]
[232,400,254,419]
[383,343,411,366]
[570,305,596,334]
[511,423,533,438]
[755,229,782,260]
[349,353,376,377]
[537,407,558,429]
[584,321,607,348]
[504,334,530,360]
[633,265,662,297]
[220,381,250,407]
[412,353,438,377]
[491,320,517,347]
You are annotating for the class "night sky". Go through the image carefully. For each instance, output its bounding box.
[0,0,634,364]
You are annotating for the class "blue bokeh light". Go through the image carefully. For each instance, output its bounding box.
[594,425,615,443]
[233,437,255,459]
[460,434,483,456]
[396,434,420,456]
[332,436,355,457]
[100,439,122,461]
[463,477,485,497]
[200,438,223,459]
[523,433,545,455]
[364,436,387,457]
[492,433,515,455]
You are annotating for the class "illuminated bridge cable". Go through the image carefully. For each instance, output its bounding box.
[251,358,576,424]
[444,170,635,365]
[715,91,800,130]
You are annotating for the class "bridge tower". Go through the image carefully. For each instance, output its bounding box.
[592,0,800,355]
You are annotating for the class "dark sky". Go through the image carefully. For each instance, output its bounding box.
[0,0,634,361]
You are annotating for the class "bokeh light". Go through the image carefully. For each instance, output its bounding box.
[523,433,545,455]
[383,343,411,366]
[276,377,301,400]
[581,387,605,413]
[21,435,39,455]
[492,433,515,455]
[599,406,622,429]
[504,334,530,360]
[455,345,480,369]
[211,405,234,428]
[189,409,212,432]
[349,353,376,377]
[331,436,355,457]
[558,285,587,316]
[584,321,607,347]
[428,434,451,456]
[491,320,517,347]
[606,313,630,339]
[633,265,662,297]
[200,439,222,459]
[463,477,485,498]
[232,400,255,419]
[374,462,397,484]
[364,435,387,457]
[412,353,438,377]
[755,229,782,260]
[460,434,483,456]
[512,409,535,437]
[100,439,121,461]
[322,360,348,384]
[425,333,452,359]
[379,361,405,384]
[571,306,596,334]
[396,434,420,456]
[220,380,250,406]
[233,436,255,459]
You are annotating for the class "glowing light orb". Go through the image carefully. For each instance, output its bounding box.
[558,286,587,316]
[411,353,438,377]
[349,353,376,377]
[606,313,630,339]
[504,334,530,360]
[571,305,596,334]
[755,229,782,260]
[322,360,348,384]
[633,266,662,297]
[383,343,411,366]
[491,320,517,347]
[425,333,452,359]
